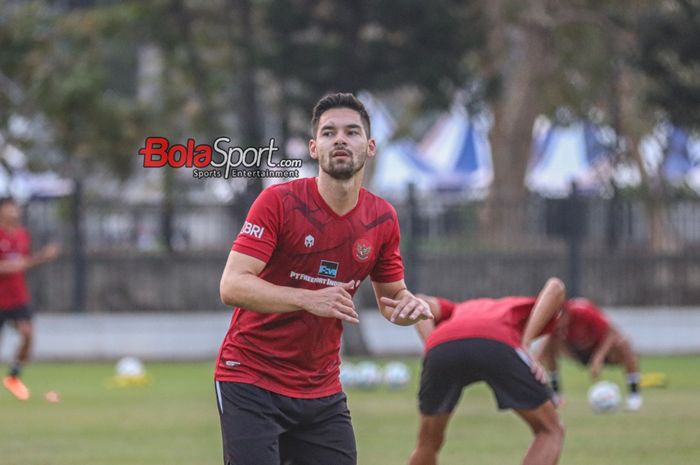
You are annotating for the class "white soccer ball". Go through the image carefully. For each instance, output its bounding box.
[339,362,358,388]
[355,361,382,389]
[383,362,411,389]
[116,356,145,378]
[587,380,621,413]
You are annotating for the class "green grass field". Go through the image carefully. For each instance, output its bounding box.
[1,356,698,465]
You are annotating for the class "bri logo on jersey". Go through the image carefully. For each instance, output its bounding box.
[318,260,339,278]
[240,221,265,239]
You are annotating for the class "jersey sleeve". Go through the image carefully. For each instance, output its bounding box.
[369,206,405,283]
[231,186,283,263]
[434,297,457,325]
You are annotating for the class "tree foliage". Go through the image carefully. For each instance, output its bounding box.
[636,0,700,130]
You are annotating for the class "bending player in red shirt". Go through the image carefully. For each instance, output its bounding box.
[408,278,566,465]
[215,93,433,465]
[0,197,59,400]
[538,298,642,410]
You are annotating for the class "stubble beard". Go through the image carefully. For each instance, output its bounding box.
[321,149,367,181]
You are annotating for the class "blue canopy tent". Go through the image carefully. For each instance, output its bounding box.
[526,119,616,197]
[371,102,492,198]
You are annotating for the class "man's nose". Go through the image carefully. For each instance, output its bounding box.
[333,133,348,145]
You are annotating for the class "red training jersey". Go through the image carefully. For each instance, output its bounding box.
[425,296,558,352]
[562,298,610,354]
[215,177,404,398]
[0,226,31,310]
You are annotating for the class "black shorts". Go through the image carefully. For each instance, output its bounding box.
[0,305,32,330]
[570,347,614,366]
[215,381,357,465]
[419,338,552,415]
[570,347,594,365]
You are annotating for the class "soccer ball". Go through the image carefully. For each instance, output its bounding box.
[115,356,145,378]
[383,362,411,389]
[339,362,358,388]
[587,381,621,413]
[355,361,382,389]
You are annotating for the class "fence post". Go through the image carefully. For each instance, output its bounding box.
[606,183,620,251]
[71,179,86,313]
[566,182,582,298]
[404,183,419,290]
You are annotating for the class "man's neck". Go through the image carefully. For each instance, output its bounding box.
[316,173,364,216]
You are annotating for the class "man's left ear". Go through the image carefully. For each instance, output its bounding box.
[367,138,377,158]
[308,138,319,161]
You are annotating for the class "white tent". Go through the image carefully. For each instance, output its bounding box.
[371,100,492,198]
[526,118,617,197]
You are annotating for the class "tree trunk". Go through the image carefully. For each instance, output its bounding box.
[229,0,264,195]
[617,61,678,251]
[482,1,552,245]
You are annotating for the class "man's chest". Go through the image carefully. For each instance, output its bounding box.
[274,218,384,283]
[0,233,28,258]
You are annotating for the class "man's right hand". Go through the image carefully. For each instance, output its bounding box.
[37,243,60,262]
[302,281,359,324]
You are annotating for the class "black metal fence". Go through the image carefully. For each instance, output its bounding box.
[22,188,700,313]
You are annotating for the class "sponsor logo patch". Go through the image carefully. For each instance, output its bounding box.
[240,221,264,239]
[318,260,339,278]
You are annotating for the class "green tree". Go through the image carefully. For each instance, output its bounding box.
[259,0,483,137]
[636,0,700,130]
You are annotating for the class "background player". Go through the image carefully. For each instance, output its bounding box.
[0,197,60,400]
[409,278,566,465]
[538,297,642,410]
[215,93,433,465]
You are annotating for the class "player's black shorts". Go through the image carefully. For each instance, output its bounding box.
[0,305,32,329]
[570,347,615,366]
[215,381,356,465]
[570,347,594,365]
[419,338,552,415]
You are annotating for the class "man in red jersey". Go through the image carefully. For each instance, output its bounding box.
[0,197,59,400]
[408,278,566,465]
[538,298,642,411]
[215,93,433,465]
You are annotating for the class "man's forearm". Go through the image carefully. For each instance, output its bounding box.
[538,338,559,372]
[220,273,307,313]
[0,260,25,274]
[415,319,435,342]
[25,254,49,270]
[522,278,566,347]
[591,329,616,363]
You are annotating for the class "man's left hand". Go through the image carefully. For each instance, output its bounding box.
[380,295,434,324]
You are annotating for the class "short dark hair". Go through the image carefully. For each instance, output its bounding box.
[311,93,371,138]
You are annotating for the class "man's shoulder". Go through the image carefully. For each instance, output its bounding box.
[256,178,312,204]
[361,188,398,216]
[262,178,308,194]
